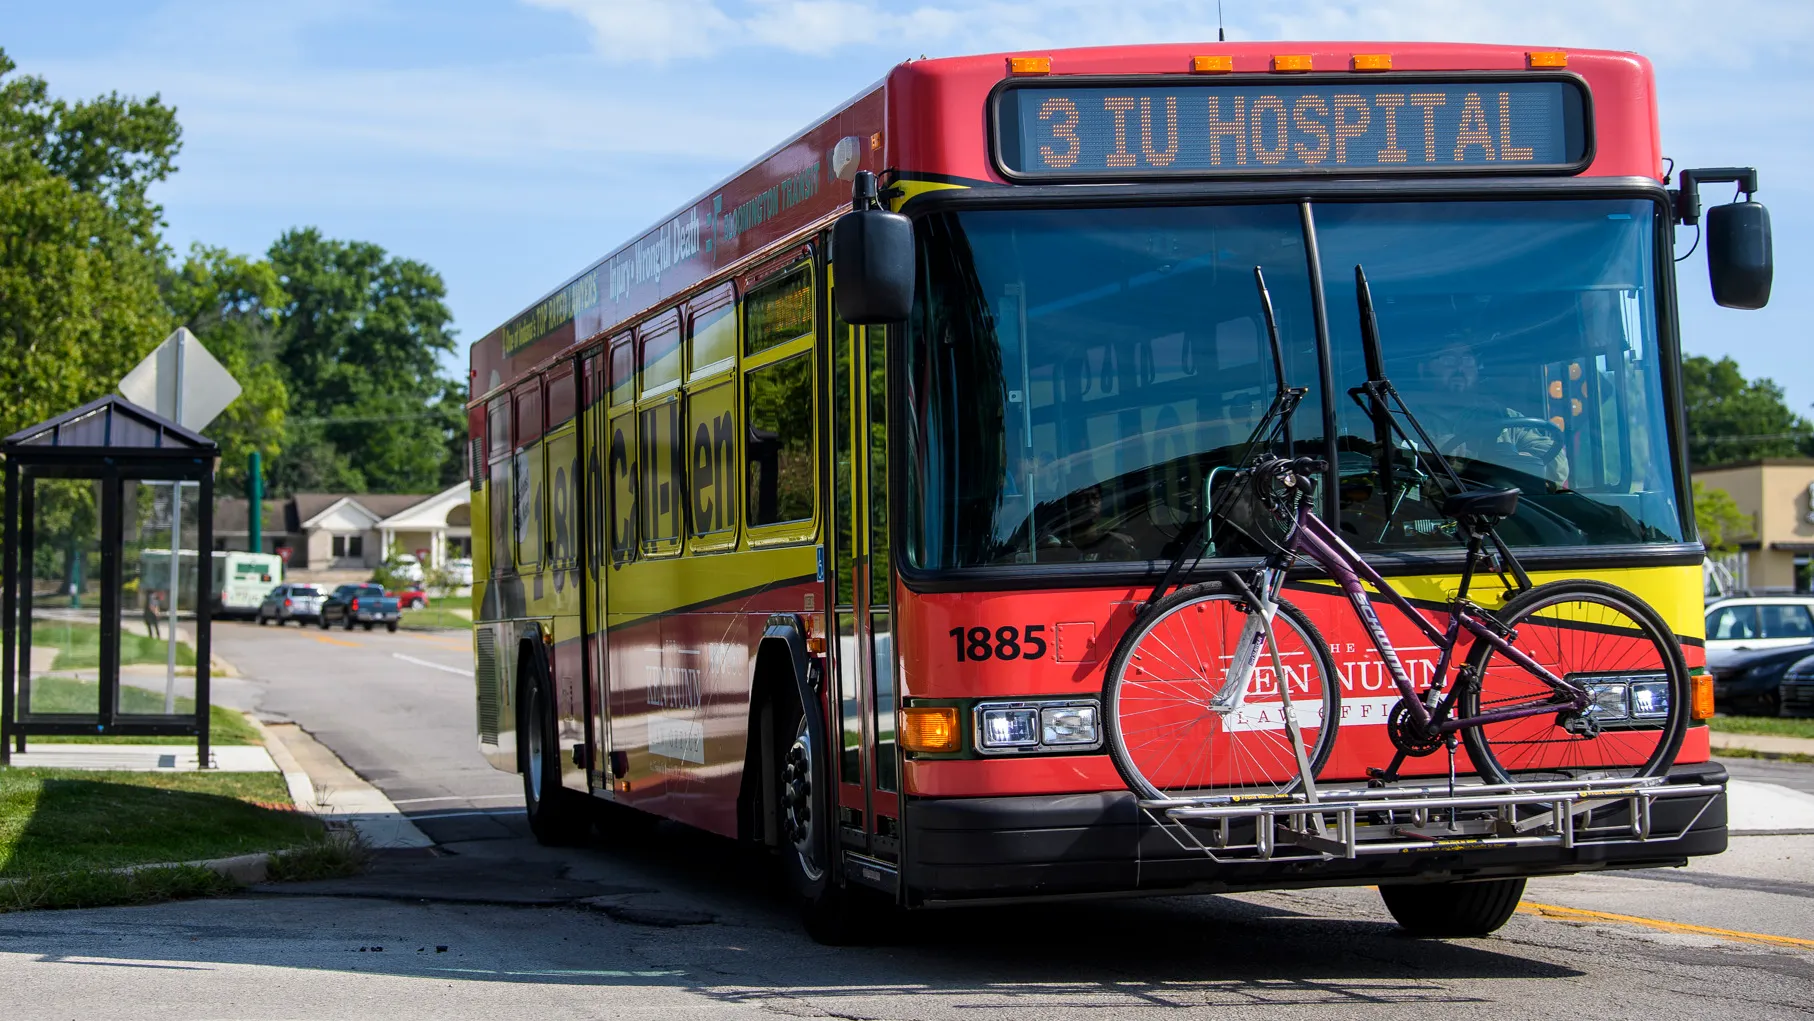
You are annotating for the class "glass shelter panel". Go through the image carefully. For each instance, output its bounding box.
[118,478,202,717]
[19,479,104,717]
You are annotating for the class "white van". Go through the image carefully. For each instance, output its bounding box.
[1704,596,1814,663]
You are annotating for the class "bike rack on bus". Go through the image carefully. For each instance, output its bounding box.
[1139,774,1722,863]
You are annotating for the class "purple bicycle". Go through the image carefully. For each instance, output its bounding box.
[1103,268,1691,801]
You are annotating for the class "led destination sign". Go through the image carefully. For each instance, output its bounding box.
[997,79,1587,178]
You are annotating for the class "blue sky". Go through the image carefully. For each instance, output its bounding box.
[6,0,1812,409]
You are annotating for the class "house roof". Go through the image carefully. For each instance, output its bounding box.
[214,491,456,533]
[373,483,470,528]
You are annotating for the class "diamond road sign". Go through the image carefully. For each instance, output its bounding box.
[118,327,242,432]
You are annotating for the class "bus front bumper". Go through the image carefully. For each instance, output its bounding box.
[901,761,1727,906]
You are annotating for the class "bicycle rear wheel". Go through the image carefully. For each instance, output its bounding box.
[1460,579,1689,784]
[1105,582,1340,802]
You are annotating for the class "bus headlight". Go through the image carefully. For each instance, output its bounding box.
[973,700,1102,754]
[1042,704,1099,745]
[978,708,1040,749]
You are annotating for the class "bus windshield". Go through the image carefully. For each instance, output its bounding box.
[902,198,1683,572]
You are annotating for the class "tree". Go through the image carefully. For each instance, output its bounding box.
[164,246,290,492]
[1681,355,1814,468]
[267,229,464,494]
[0,49,178,436]
[1692,481,1752,554]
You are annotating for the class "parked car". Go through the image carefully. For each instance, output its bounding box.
[1709,642,1814,715]
[446,557,473,587]
[319,583,400,632]
[392,586,429,609]
[391,553,426,584]
[1781,654,1814,717]
[1703,596,1814,666]
[256,583,324,626]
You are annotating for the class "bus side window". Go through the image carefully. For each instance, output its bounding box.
[638,314,683,556]
[608,336,637,563]
[742,259,816,534]
[544,366,578,569]
[687,289,738,549]
[487,396,512,577]
[513,381,544,569]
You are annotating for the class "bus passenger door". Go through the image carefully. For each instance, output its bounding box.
[581,351,612,793]
[828,297,898,862]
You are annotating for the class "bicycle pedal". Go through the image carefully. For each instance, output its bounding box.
[1366,766,1401,787]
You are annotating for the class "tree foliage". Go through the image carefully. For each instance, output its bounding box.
[268,229,465,494]
[1692,481,1753,554]
[1681,355,1814,468]
[165,246,291,492]
[0,49,176,436]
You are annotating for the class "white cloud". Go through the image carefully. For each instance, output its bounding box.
[522,0,735,61]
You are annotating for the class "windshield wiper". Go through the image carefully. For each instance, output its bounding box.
[1144,266,1303,609]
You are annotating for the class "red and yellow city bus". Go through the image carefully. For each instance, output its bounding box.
[469,41,1769,939]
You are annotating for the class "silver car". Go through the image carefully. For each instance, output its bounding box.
[256,583,324,626]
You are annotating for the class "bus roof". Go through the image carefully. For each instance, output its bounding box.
[470,41,1658,404]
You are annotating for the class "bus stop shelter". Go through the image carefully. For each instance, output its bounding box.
[0,395,218,765]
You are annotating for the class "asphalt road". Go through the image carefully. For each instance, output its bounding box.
[0,618,1808,1019]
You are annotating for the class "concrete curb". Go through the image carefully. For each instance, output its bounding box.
[251,718,434,850]
[0,852,274,894]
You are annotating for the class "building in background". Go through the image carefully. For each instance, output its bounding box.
[1693,459,1814,594]
[212,483,471,579]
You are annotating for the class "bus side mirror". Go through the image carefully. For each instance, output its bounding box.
[832,171,914,325]
[1706,200,1772,310]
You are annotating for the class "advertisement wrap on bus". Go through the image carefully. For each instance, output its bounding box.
[467,42,1772,941]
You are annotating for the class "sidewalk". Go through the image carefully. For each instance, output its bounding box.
[257,722,433,850]
[9,744,277,771]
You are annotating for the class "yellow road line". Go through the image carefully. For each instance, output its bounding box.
[1521,901,1814,950]
[309,633,362,649]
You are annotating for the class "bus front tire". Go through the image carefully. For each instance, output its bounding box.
[775,699,869,945]
[1379,878,1526,938]
[520,658,591,846]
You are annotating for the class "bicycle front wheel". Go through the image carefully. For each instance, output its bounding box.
[1105,582,1340,802]
[1460,579,1690,784]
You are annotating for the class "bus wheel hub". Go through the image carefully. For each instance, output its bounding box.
[782,736,814,850]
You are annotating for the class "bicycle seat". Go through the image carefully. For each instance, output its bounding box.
[1441,487,1521,523]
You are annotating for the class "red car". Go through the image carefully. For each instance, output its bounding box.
[390,587,429,609]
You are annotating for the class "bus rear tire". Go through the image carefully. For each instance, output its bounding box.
[1379,878,1526,938]
[520,657,591,846]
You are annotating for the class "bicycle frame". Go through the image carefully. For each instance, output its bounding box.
[1211,491,1591,731]
[1281,503,1591,733]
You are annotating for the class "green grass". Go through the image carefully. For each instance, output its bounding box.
[0,864,237,912]
[399,607,472,631]
[0,769,318,877]
[29,620,195,671]
[1710,744,1814,765]
[266,832,370,882]
[21,677,260,745]
[1707,715,1814,740]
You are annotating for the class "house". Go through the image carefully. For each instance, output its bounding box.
[1693,459,1814,595]
[212,484,472,577]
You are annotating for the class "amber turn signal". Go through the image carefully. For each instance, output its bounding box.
[900,706,962,753]
[1690,672,1715,721]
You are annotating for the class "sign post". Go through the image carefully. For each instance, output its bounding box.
[119,328,243,715]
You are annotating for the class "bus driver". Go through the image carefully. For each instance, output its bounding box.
[1413,335,1569,485]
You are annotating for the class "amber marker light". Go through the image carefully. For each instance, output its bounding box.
[1528,50,1568,68]
[1272,54,1313,72]
[1352,53,1392,71]
[1008,56,1052,75]
[1690,672,1716,721]
[1191,54,1234,73]
[900,706,962,753]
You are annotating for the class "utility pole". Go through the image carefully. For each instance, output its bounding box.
[248,451,262,554]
